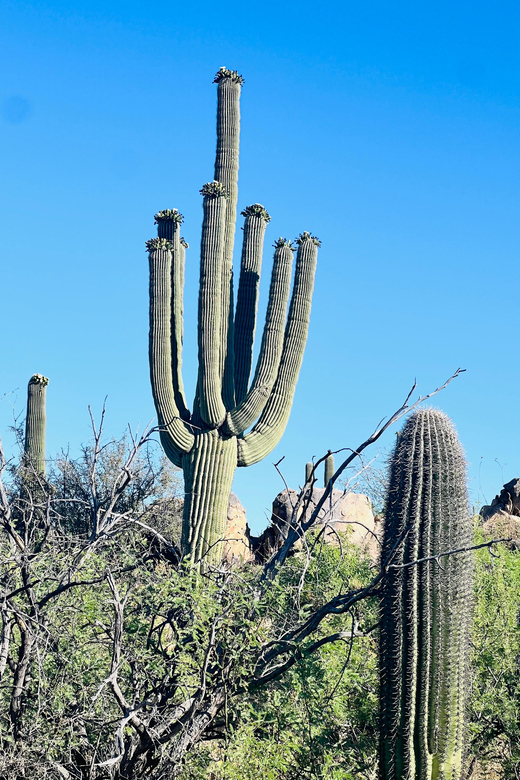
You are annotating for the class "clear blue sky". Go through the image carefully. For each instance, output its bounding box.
[2,0,519,531]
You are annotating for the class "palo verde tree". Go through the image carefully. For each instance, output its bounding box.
[23,373,48,476]
[379,408,474,780]
[147,68,319,566]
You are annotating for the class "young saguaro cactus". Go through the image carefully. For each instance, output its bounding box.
[324,452,334,487]
[379,409,473,780]
[147,68,319,566]
[24,374,49,476]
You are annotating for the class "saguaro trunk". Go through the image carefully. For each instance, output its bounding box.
[181,431,237,566]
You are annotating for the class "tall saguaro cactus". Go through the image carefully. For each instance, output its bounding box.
[379,409,473,780]
[24,374,49,476]
[147,68,319,566]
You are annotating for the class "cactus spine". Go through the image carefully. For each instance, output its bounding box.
[24,374,48,475]
[379,409,473,780]
[147,68,319,566]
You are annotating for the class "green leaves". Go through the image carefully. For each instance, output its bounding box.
[469,532,520,778]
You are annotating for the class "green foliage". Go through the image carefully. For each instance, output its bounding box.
[468,532,520,779]
[0,428,380,777]
[45,434,182,536]
[179,541,379,780]
[3,420,520,779]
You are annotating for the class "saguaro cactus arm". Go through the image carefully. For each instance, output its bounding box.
[196,182,228,428]
[214,67,243,410]
[237,233,319,467]
[154,210,190,422]
[233,204,270,404]
[177,237,189,414]
[379,408,473,780]
[24,374,49,476]
[224,238,294,437]
[148,238,194,464]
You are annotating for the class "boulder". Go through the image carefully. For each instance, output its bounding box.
[222,492,255,564]
[480,478,520,549]
[481,478,520,520]
[254,487,380,562]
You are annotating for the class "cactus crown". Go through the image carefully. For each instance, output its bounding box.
[200,181,229,199]
[154,209,183,224]
[213,66,244,85]
[274,237,295,250]
[29,374,49,387]
[145,237,174,253]
[241,203,271,223]
[180,237,189,248]
[296,231,321,247]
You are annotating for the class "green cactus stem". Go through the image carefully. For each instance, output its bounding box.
[324,452,334,487]
[24,374,49,476]
[153,212,189,421]
[223,238,295,437]
[305,462,313,484]
[379,408,473,780]
[214,68,242,410]
[181,430,237,566]
[148,241,194,466]
[147,69,318,566]
[237,233,318,467]
[194,182,228,428]
[234,204,270,404]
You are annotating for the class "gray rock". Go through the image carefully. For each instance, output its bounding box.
[253,487,379,562]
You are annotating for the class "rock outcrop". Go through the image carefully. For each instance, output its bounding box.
[481,478,520,548]
[222,492,255,564]
[253,487,380,562]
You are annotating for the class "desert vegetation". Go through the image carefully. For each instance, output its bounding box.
[1,68,519,780]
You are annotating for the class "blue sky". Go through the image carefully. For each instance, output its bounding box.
[2,0,519,531]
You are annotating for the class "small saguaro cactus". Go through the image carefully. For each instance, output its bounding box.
[379,409,473,780]
[24,374,49,476]
[147,68,319,566]
[305,453,334,486]
[324,452,334,487]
